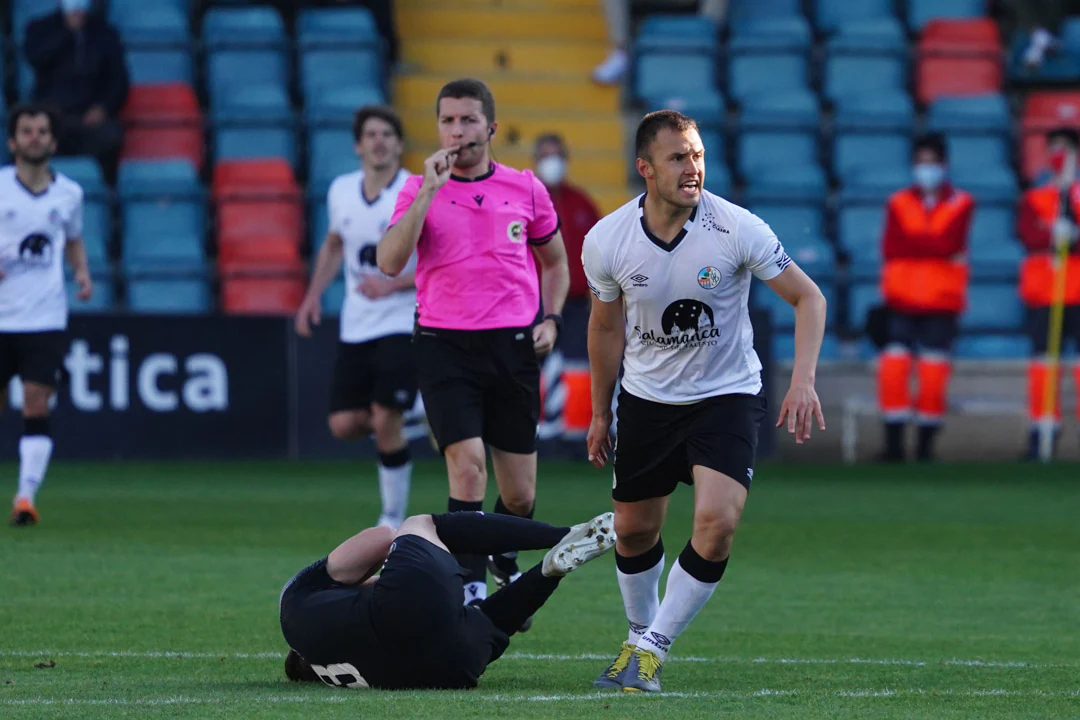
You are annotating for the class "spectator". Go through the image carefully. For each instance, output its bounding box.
[533,133,601,358]
[25,0,129,182]
[593,0,728,85]
[1002,0,1080,70]
[876,134,974,464]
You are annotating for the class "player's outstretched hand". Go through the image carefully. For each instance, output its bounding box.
[422,148,456,192]
[586,411,613,468]
[295,295,321,337]
[75,268,93,301]
[532,318,557,358]
[776,382,825,445]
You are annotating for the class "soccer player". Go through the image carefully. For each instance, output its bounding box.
[295,106,416,529]
[2,103,92,526]
[280,509,615,690]
[583,111,827,692]
[377,79,570,607]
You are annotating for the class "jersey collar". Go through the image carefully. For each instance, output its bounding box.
[638,193,699,253]
[14,169,56,198]
[450,162,496,183]
[359,167,402,206]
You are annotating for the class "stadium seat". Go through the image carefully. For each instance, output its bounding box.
[202,6,286,50]
[118,159,201,200]
[827,18,907,56]
[961,284,1024,331]
[112,5,190,50]
[217,231,302,272]
[211,84,292,124]
[728,54,808,103]
[322,279,346,315]
[214,128,298,166]
[221,274,306,315]
[212,159,301,201]
[815,0,895,34]
[217,201,303,243]
[840,167,914,205]
[703,162,732,199]
[728,17,812,55]
[309,202,331,252]
[128,278,212,314]
[917,56,1002,105]
[109,0,191,21]
[728,0,800,23]
[1021,91,1080,134]
[122,83,200,123]
[121,126,204,170]
[307,129,358,196]
[774,332,840,362]
[907,0,986,33]
[752,205,825,240]
[739,89,820,131]
[635,15,719,54]
[753,281,835,331]
[120,84,203,169]
[954,334,1029,359]
[635,53,717,105]
[744,164,827,203]
[12,0,56,45]
[125,49,194,84]
[838,206,885,279]
[697,130,727,165]
[739,131,817,176]
[825,55,906,103]
[647,92,726,131]
[834,133,910,181]
[300,50,383,101]
[947,135,1010,175]
[920,18,1000,54]
[51,157,108,200]
[298,7,380,50]
[81,201,112,272]
[122,200,207,274]
[768,231,835,279]
[848,281,882,330]
[927,94,1010,134]
[952,166,1019,205]
[67,276,116,312]
[206,50,288,102]
[969,223,1022,282]
[305,85,387,128]
[833,91,915,132]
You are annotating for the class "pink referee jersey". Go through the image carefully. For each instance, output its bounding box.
[389,162,560,330]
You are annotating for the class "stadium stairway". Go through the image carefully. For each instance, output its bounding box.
[393,0,630,214]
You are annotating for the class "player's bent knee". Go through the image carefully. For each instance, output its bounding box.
[328,412,371,440]
[693,507,740,549]
[21,383,53,417]
[497,489,535,517]
[395,515,449,552]
[614,519,662,556]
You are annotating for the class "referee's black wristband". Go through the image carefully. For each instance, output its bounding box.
[543,313,563,338]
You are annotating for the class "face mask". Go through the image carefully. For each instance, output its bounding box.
[913,163,945,192]
[61,0,90,12]
[535,155,566,186]
[1049,147,1075,176]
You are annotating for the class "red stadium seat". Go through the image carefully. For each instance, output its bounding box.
[1021,91,1080,133]
[919,18,1001,56]
[121,83,200,124]
[119,83,204,169]
[217,235,303,273]
[916,56,1002,105]
[212,160,300,201]
[221,274,306,315]
[217,200,304,241]
[121,126,205,170]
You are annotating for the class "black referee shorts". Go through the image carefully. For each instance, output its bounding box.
[328,334,418,413]
[1026,306,1080,355]
[413,325,541,454]
[613,390,768,503]
[0,331,66,389]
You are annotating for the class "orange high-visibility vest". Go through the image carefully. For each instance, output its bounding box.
[881,189,972,313]
[1018,185,1080,307]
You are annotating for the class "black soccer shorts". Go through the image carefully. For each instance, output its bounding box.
[0,331,66,389]
[328,333,418,413]
[612,390,768,502]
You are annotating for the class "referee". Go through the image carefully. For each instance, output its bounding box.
[378,79,569,613]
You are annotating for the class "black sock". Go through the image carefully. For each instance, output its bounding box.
[615,536,665,574]
[432,510,570,555]
[915,424,939,462]
[447,498,487,592]
[884,421,906,460]
[678,540,729,583]
[477,564,561,640]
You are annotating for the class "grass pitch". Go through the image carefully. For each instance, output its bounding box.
[1,459,1077,719]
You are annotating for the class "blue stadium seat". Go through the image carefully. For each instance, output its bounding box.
[833,91,914,132]
[954,334,1029,359]
[848,281,881,330]
[16,54,33,99]
[697,130,726,165]
[212,84,292,123]
[907,0,984,32]
[300,50,383,101]
[112,6,189,49]
[67,276,116,312]
[703,162,732,198]
[207,51,288,100]
[636,15,719,54]
[635,53,717,104]
[202,6,286,50]
[781,235,835,279]
[754,281,835,330]
[739,131,817,175]
[1007,28,1080,82]
[310,202,331,252]
[838,206,884,279]
[322,279,346,316]
[729,0,801,23]
[122,200,207,274]
[834,133,910,180]
[298,7,380,50]
[744,164,828,203]
[827,18,907,56]
[214,127,298,166]
[952,166,1019,205]
[927,94,1010,134]
[841,168,914,205]
[109,0,191,20]
[305,85,388,128]
[728,54,808,103]
[825,55,906,103]
[961,284,1024,331]
[128,278,212,314]
[969,235,1022,282]
[81,201,112,272]
[740,89,820,130]
[13,0,56,46]
[307,128,357,196]
[752,205,825,240]
[125,49,194,84]
[647,92,726,130]
[774,332,840,362]
[118,160,202,200]
[52,157,107,200]
[728,17,812,55]
[815,0,895,34]
[947,135,1010,175]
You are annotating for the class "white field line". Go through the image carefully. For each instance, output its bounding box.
[1,689,1078,707]
[0,649,1069,669]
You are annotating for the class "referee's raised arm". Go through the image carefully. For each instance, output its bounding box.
[377,147,454,276]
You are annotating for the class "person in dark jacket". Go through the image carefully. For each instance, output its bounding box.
[25,0,129,181]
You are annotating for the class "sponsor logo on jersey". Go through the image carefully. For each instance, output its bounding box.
[507,220,525,243]
[18,233,53,267]
[634,299,720,350]
[473,194,484,207]
[703,211,728,234]
[697,266,722,290]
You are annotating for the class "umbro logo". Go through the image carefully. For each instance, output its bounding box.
[648,632,672,647]
[631,274,649,287]
[473,194,484,206]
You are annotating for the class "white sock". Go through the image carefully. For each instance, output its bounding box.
[636,558,719,662]
[17,435,53,504]
[617,552,665,645]
[463,581,487,604]
[377,457,411,524]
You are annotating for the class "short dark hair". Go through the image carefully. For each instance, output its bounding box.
[1047,126,1080,149]
[635,110,699,160]
[535,132,566,155]
[435,78,496,123]
[352,105,403,143]
[913,132,948,162]
[7,103,58,140]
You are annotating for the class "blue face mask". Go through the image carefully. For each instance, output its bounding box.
[913,163,946,192]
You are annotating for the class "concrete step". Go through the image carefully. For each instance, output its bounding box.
[395,4,606,42]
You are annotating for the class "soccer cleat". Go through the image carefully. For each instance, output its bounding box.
[542,512,616,577]
[593,641,635,689]
[621,647,663,693]
[9,498,38,527]
[487,556,533,632]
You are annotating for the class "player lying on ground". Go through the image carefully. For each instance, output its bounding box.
[280,510,616,690]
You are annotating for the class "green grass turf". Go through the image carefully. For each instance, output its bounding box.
[1,459,1078,719]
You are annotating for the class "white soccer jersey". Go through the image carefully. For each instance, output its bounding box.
[582,191,791,405]
[0,166,83,333]
[328,168,416,344]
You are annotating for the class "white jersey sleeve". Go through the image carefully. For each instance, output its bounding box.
[739,212,792,282]
[582,228,621,302]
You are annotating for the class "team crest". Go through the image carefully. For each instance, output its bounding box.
[507,220,525,243]
[48,208,62,226]
[697,266,722,289]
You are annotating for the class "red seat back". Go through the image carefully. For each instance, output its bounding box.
[217,200,304,241]
[221,275,306,315]
[920,18,1001,56]
[916,56,1002,105]
[121,83,200,124]
[120,126,205,170]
